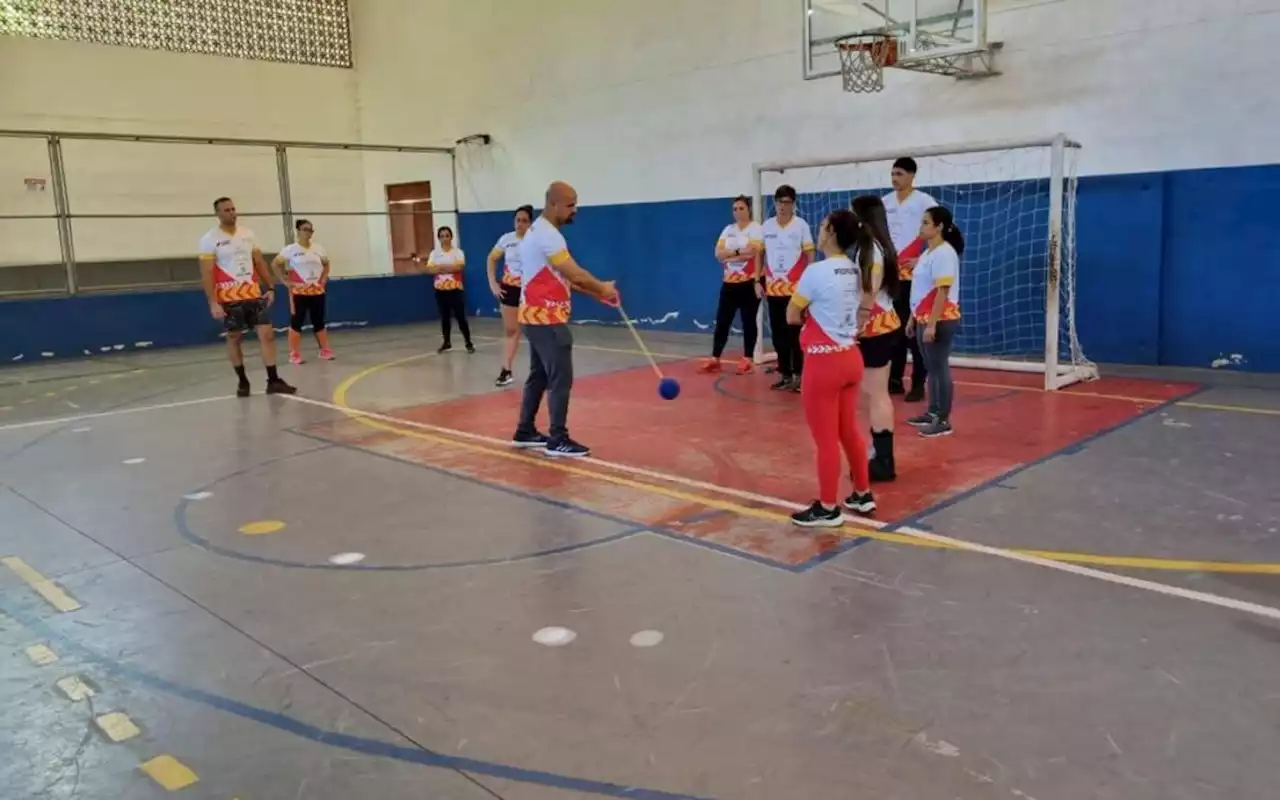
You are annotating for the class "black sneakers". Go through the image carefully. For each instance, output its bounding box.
[496,369,514,387]
[265,379,297,395]
[511,430,549,449]
[843,491,877,515]
[791,501,844,528]
[437,342,452,354]
[236,381,251,398]
[466,342,476,354]
[545,437,590,458]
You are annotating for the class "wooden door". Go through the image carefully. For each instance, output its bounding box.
[386,181,434,275]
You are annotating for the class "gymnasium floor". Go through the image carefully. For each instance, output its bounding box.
[2,320,1278,800]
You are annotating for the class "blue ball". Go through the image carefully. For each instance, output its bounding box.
[658,377,681,400]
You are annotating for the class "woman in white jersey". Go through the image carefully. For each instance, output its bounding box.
[906,205,964,438]
[486,205,534,387]
[422,225,474,354]
[850,195,902,481]
[273,218,334,365]
[785,209,876,527]
[700,195,763,375]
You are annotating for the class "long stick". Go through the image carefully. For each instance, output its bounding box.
[615,304,665,379]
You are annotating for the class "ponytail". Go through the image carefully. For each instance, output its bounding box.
[925,206,965,256]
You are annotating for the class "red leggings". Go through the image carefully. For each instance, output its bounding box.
[801,348,870,506]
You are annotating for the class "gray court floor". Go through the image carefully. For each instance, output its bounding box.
[2,321,1278,800]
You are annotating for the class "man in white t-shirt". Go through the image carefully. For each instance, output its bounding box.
[512,181,617,458]
[882,157,936,401]
[198,197,295,397]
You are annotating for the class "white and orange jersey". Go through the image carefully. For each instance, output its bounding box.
[761,216,814,296]
[276,242,328,296]
[427,246,465,291]
[852,244,901,338]
[716,221,763,283]
[517,217,572,325]
[909,242,962,322]
[491,231,524,287]
[198,225,262,304]
[882,189,936,280]
[791,254,862,355]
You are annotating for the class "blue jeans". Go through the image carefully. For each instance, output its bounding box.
[917,320,958,421]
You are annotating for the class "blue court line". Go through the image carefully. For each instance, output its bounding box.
[889,385,1208,530]
[0,597,714,800]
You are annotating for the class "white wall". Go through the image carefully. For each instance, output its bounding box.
[349,0,1280,212]
[0,34,427,277]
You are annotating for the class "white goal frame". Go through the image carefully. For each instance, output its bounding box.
[751,133,1097,391]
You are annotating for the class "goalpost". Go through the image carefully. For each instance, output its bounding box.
[751,134,1096,390]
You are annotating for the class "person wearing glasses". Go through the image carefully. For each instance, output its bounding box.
[274,218,334,364]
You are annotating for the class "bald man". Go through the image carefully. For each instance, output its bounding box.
[512,182,617,458]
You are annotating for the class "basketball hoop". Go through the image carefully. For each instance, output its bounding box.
[835,33,899,94]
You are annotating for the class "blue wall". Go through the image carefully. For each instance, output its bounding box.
[461,164,1280,372]
[0,274,439,363]
[2,164,1277,372]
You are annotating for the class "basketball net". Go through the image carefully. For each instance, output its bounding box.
[835,34,898,93]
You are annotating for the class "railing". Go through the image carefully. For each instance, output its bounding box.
[0,129,459,298]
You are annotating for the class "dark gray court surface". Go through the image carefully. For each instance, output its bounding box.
[2,321,1278,799]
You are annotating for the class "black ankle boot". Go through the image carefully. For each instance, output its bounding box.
[869,429,896,482]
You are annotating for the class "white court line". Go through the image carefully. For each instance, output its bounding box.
[282,393,1280,622]
[0,395,235,432]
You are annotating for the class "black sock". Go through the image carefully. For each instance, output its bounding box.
[266,365,279,381]
[234,365,248,384]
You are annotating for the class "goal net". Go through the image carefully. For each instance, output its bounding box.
[752,135,1095,390]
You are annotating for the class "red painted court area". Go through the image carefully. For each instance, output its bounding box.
[326,360,1198,539]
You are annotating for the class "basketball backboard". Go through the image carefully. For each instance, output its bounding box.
[804,0,989,80]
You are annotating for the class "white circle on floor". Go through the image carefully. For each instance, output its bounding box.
[183,491,213,501]
[71,427,91,433]
[532,627,577,647]
[328,552,366,565]
[630,630,665,648]
[121,457,146,465]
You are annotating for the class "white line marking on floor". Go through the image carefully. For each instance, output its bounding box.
[94,711,142,742]
[282,393,1280,623]
[533,626,576,646]
[55,675,95,701]
[24,644,59,666]
[0,395,235,432]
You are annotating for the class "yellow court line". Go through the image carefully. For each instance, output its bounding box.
[323,354,1280,575]
[1,556,83,612]
[140,755,199,791]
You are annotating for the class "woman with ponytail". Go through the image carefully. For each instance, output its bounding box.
[849,195,900,480]
[785,209,876,528]
[905,206,964,438]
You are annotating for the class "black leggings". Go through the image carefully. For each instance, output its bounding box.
[767,295,804,377]
[889,279,926,386]
[290,294,327,332]
[435,289,472,345]
[711,281,761,359]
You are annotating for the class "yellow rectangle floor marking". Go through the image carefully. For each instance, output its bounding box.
[140,755,199,791]
[55,675,95,702]
[0,556,82,612]
[24,644,59,666]
[95,711,141,742]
